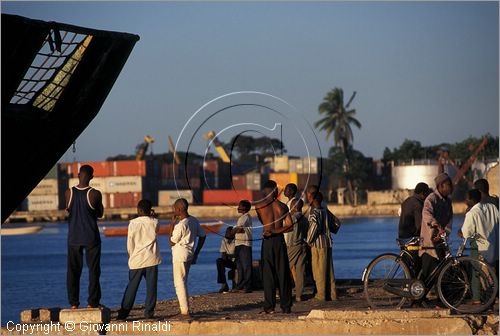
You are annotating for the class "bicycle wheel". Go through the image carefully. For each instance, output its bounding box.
[437,256,498,314]
[363,253,411,309]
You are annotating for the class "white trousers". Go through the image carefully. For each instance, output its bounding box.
[173,261,191,314]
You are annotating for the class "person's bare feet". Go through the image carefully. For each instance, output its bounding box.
[70,305,78,309]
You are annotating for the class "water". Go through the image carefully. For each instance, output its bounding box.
[1,216,465,324]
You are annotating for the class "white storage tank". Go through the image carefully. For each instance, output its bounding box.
[392,164,438,190]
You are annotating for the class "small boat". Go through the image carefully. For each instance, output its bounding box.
[2,225,43,236]
[102,221,225,237]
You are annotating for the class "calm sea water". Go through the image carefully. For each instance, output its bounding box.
[1,216,465,324]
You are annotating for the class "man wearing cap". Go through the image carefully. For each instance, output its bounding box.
[419,173,453,281]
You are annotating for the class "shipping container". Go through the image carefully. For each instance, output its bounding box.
[111,160,146,176]
[246,172,263,190]
[106,192,142,208]
[67,161,113,177]
[68,177,108,193]
[158,190,194,206]
[27,195,59,211]
[289,159,297,173]
[146,160,162,178]
[66,160,147,177]
[105,176,142,193]
[161,176,200,190]
[303,157,318,174]
[30,179,58,196]
[231,175,247,190]
[203,190,263,205]
[162,163,201,179]
[203,160,230,177]
[273,156,289,172]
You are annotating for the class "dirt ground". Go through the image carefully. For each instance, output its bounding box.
[111,279,369,322]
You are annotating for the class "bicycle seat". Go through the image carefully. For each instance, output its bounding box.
[397,236,421,248]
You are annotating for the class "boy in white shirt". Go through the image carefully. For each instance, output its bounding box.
[117,200,161,320]
[170,198,206,319]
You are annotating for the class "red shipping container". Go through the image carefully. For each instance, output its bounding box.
[67,160,146,177]
[203,190,263,205]
[104,192,142,208]
[67,161,112,177]
[112,160,146,176]
[231,175,247,190]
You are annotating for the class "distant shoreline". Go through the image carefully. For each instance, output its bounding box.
[5,202,467,224]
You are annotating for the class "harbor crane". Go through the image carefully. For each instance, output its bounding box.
[135,135,155,160]
[203,131,231,163]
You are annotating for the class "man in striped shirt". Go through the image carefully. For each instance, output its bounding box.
[306,191,337,301]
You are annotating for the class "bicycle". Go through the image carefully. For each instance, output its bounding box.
[362,233,498,313]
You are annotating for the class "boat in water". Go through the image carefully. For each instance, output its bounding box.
[2,225,43,236]
[102,221,225,237]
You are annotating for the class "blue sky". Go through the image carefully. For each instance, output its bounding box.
[3,1,499,161]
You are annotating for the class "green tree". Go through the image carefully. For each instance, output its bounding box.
[224,134,286,164]
[315,88,361,204]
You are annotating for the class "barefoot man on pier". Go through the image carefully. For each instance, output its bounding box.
[255,180,293,314]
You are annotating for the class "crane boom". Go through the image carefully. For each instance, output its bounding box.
[452,137,488,185]
[168,135,181,165]
[203,131,230,163]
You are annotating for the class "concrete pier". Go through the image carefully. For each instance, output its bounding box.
[5,281,498,335]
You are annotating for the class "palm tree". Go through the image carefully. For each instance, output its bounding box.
[315,88,361,204]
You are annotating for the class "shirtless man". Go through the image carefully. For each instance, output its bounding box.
[255,180,293,314]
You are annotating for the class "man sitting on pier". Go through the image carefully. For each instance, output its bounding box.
[255,180,293,314]
[170,198,206,319]
[65,164,104,309]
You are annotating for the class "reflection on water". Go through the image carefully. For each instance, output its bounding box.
[1,216,465,324]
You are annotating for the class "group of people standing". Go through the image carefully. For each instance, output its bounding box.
[216,181,339,314]
[399,173,499,284]
[65,163,499,319]
[65,164,206,320]
[66,165,340,319]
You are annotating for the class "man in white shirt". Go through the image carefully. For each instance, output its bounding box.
[230,200,253,293]
[459,189,499,268]
[117,199,161,320]
[170,198,206,319]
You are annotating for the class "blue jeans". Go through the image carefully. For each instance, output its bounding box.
[119,265,158,317]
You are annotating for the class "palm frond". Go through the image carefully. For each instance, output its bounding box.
[348,116,362,129]
[345,91,357,109]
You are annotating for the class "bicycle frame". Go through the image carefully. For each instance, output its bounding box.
[397,234,473,298]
